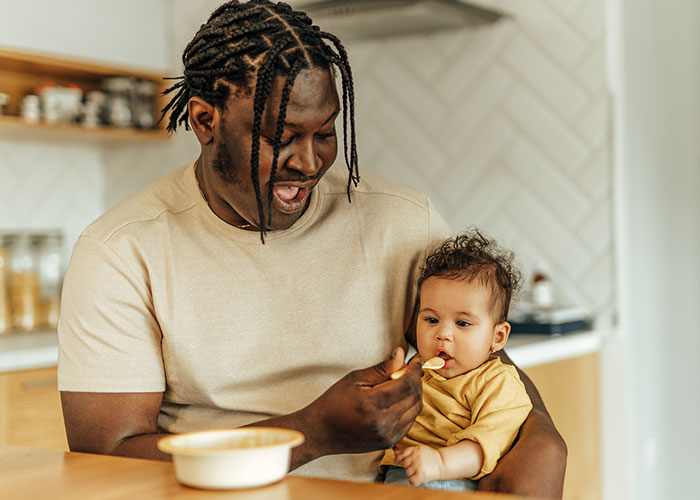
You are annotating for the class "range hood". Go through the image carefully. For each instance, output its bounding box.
[299,0,505,40]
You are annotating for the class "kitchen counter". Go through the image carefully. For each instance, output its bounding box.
[0,328,604,374]
[0,445,531,500]
[0,329,59,372]
[507,329,603,368]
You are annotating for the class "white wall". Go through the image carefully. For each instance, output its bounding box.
[608,0,700,498]
[0,0,169,72]
[344,0,614,320]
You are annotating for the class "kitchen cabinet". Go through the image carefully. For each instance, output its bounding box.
[0,48,169,143]
[525,353,600,500]
[0,366,67,450]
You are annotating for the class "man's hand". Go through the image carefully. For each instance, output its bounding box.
[477,408,567,499]
[302,346,423,457]
[395,445,442,486]
[266,345,423,469]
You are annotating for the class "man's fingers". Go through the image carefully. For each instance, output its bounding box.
[355,346,407,386]
[385,346,406,375]
[371,363,422,411]
[390,366,408,380]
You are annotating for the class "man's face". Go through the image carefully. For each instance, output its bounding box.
[211,67,340,231]
[416,276,501,379]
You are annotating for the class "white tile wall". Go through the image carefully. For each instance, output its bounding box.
[0,0,614,322]
[339,0,614,319]
[0,138,104,267]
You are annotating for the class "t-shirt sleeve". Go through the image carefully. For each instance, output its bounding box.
[57,234,165,392]
[446,369,532,479]
[427,196,453,249]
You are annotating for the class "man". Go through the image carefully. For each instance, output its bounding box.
[58,1,566,497]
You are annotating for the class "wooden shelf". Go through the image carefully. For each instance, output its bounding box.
[0,47,171,143]
[0,115,168,143]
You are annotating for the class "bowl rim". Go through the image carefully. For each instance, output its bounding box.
[157,426,305,456]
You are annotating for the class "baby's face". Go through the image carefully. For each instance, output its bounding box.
[416,276,500,379]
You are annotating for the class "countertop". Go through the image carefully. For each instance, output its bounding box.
[0,329,59,372]
[0,327,603,374]
[0,445,532,500]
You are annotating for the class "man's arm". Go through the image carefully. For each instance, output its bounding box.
[476,349,567,499]
[61,347,423,470]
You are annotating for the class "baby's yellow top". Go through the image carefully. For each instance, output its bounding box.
[381,356,532,479]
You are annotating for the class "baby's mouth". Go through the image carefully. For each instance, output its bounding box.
[437,350,452,362]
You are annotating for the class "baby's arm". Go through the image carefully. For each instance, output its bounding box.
[395,440,484,486]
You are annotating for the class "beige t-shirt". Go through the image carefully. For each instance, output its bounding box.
[381,357,532,479]
[58,162,452,481]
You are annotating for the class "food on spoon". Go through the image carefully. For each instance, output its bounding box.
[390,356,446,380]
[422,356,446,370]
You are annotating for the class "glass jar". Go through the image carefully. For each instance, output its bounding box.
[7,232,40,331]
[103,77,134,128]
[35,231,63,329]
[133,79,156,129]
[0,234,11,334]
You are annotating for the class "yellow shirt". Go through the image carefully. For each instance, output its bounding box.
[381,357,532,479]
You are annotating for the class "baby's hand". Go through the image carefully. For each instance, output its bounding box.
[395,445,443,486]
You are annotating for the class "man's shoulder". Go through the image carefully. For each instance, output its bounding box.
[82,164,194,242]
[322,165,431,211]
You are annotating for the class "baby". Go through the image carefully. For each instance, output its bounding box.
[381,229,532,491]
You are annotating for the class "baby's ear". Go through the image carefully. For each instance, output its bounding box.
[491,322,511,352]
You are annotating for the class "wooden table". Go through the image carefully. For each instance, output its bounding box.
[0,445,538,500]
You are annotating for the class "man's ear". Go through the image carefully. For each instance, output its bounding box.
[492,321,511,353]
[188,97,217,146]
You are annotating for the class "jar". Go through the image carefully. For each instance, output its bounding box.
[20,95,41,124]
[531,263,554,308]
[132,79,156,129]
[0,234,11,334]
[103,77,134,127]
[35,231,63,329]
[0,92,10,115]
[7,232,40,331]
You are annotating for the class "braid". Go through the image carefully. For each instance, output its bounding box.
[161,0,360,240]
[250,37,293,240]
[267,57,305,226]
[320,31,359,193]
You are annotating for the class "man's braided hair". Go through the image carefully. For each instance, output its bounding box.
[161,0,359,238]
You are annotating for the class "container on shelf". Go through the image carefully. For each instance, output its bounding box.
[0,235,12,334]
[35,231,63,329]
[6,232,40,331]
[0,229,64,333]
[0,93,9,115]
[133,79,157,129]
[20,95,41,124]
[103,77,134,128]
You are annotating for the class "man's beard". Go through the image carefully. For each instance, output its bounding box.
[212,142,243,184]
[211,141,269,228]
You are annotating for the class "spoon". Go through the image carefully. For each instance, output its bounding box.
[390,356,445,380]
[422,356,446,370]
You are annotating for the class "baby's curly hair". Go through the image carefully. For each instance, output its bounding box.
[419,228,521,323]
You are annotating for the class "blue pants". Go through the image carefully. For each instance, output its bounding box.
[383,466,478,492]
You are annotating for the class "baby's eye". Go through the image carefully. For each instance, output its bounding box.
[424,317,439,324]
[456,320,471,327]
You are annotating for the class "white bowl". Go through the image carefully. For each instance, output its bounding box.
[157,427,304,489]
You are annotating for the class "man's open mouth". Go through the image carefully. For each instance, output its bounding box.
[271,185,310,214]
